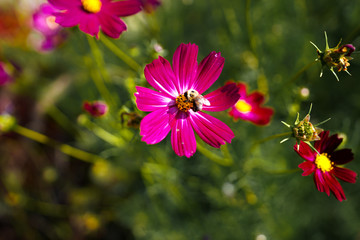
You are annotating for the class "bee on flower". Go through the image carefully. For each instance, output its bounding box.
[310,31,355,81]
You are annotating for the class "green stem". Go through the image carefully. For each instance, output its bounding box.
[87,36,117,108]
[100,36,142,72]
[13,125,105,163]
[245,0,256,54]
[253,131,292,146]
[197,142,233,166]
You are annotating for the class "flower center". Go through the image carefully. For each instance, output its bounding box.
[81,0,102,13]
[315,153,333,172]
[176,94,194,112]
[235,100,252,113]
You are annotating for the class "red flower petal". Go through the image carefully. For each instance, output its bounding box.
[331,149,354,165]
[294,141,316,162]
[191,51,225,95]
[333,167,357,183]
[144,56,179,98]
[298,161,316,176]
[202,83,240,112]
[189,111,234,148]
[324,172,346,201]
[171,111,196,158]
[313,169,330,196]
[172,43,199,94]
[134,86,173,112]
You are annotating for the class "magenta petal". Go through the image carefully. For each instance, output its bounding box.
[98,13,126,38]
[191,51,224,94]
[314,169,330,196]
[202,83,240,112]
[294,141,316,162]
[79,15,100,37]
[144,56,179,98]
[104,0,141,17]
[48,0,80,9]
[324,172,346,201]
[54,10,83,27]
[171,112,196,157]
[298,161,316,176]
[172,43,199,94]
[333,167,357,183]
[134,86,173,112]
[140,107,177,144]
[189,112,234,148]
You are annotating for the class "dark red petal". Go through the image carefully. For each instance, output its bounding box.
[324,172,346,202]
[318,131,343,154]
[333,167,357,183]
[331,149,354,165]
[246,91,265,105]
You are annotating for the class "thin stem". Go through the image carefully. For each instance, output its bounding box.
[100,36,142,72]
[13,125,106,163]
[252,131,292,147]
[87,36,117,108]
[245,0,256,54]
[197,142,233,166]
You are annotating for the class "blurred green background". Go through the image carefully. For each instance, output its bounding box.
[1,0,360,239]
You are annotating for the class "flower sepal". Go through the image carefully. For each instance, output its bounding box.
[310,31,356,81]
[281,104,330,150]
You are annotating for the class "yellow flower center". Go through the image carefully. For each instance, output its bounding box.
[81,0,102,13]
[315,153,333,172]
[176,94,193,112]
[235,100,252,113]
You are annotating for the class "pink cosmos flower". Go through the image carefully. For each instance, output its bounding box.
[228,82,273,125]
[139,0,161,13]
[83,101,108,117]
[294,131,357,202]
[48,0,141,39]
[32,3,67,51]
[0,62,13,86]
[134,43,240,158]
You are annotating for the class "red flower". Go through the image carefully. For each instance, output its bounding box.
[228,82,273,125]
[83,101,108,117]
[294,131,357,201]
[48,0,141,38]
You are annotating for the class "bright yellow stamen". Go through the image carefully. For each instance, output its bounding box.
[81,0,102,13]
[235,100,252,113]
[315,153,333,172]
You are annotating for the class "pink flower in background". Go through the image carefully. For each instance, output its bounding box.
[0,62,13,86]
[294,131,357,202]
[83,101,108,117]
[139,0,161,13]
[228,82,273,125]
[32,3,67,51]
[48,0,141,39]
[134,43,240,157]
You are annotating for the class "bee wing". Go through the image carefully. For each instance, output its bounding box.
[203,98,210,106]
